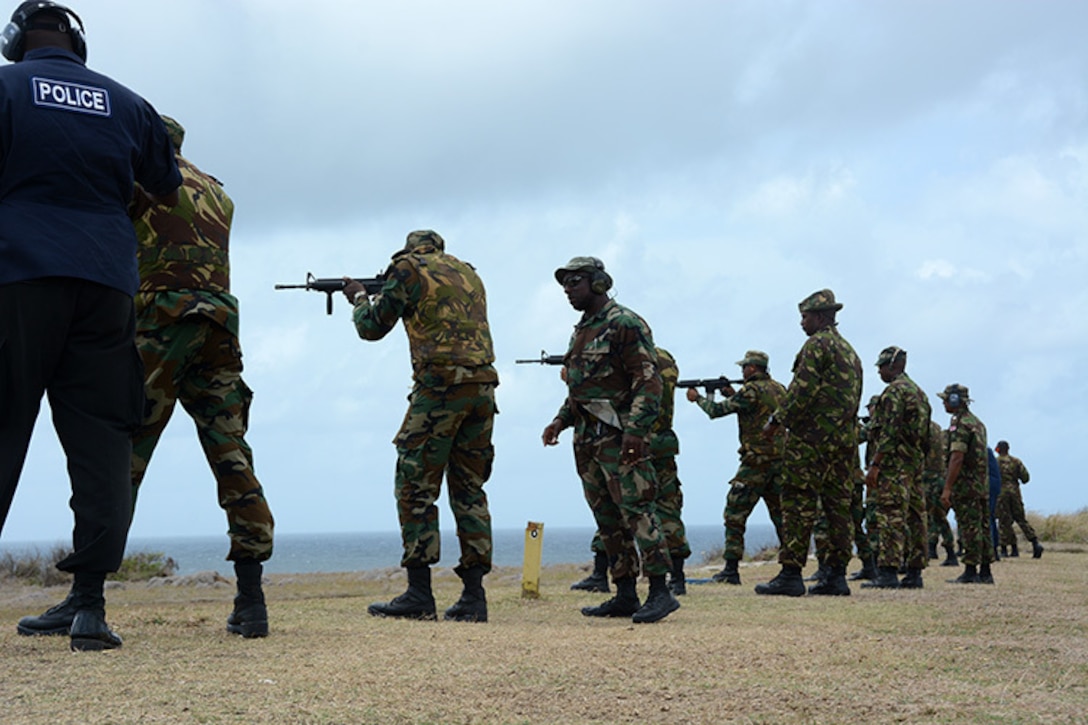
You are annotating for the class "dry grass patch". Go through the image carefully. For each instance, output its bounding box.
[1,556,1086,723]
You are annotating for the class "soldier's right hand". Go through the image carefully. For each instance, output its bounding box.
[542,420,563,446]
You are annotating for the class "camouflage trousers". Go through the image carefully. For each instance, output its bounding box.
[871,466,928,570]
[722,460,783,561]
[950,483,992,567]
[654,455,691,560]
[996,489,1037,545]
[393,383,495,574]
[574,433,671,579]
[778,438,854,571]
[925,473,954,549]
[132,318,274,562]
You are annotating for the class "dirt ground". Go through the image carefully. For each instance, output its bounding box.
[1,549,1086,724]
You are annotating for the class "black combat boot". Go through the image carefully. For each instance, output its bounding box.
[941,544,959,567]
[712,558,741,585]
[1031,539,1044,559]
[582,576,640,617]
[978,562,995,584]
[805,561,830,583]
[1009,542,1020,557]
[899,568,924,589]
[809,564,850,596]
[570,550,610,593]
[445,565,488,623]
[668,557,687,596]
[848,556,877,581]
[67,572,122,652]
[754,565,805,597]
[227,559,269,638]
[1000,544,1009,558]
[368,566,437,620]
[948,564,979,584]
[928,542,938,560]
[632,575,680,624]
[861,566,901,590]
[17,587,78,636]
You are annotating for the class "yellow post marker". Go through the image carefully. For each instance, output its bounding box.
[521,521,544,599]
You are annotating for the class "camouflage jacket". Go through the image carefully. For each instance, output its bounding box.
[133,154,238,335]
[996,453,1030,494]
[352,244,498,388]
[649,347,679,458]
[869,372,932,473]
[694,371,786,464]
[555,299,661,442]
[775,325,862,450]
[946,409,988,495]
[923,421,947,479]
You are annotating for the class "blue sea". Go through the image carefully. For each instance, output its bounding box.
[1,524,777,576]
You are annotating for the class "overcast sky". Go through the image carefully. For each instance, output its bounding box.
[3,1,1086,554]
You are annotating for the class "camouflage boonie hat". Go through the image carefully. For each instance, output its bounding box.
[875,345,906,367]
[798,288,843,313]
[937,383,971,404]
[160,115,184,152]
[995,440,1009,452]
[867,394,880,409]
[405,229,445,252]
[735,350,769,368]
[553,256,606,284]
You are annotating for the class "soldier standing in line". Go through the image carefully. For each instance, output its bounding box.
[757,289,862,597]
[845,398,879,582]
[995,441,1044,559]
[861,347,931,589]
[686,350,786,586]
[127,117,275,637]
[924,420,958,567]
[651,347,692,596]
[542,257,679,624]
[938,384,994,584]
[344,230,497,623]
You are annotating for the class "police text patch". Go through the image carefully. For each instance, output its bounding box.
[32,77,111,117]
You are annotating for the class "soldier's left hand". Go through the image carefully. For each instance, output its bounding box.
[342,277,364,303]
[864,465,879,489]
[620,434,647,465]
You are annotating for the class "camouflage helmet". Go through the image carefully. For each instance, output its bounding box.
[553,256,612,293]
[995,440,1009,453]
[735,350,769,368]
[875,345,906,367]
[937,383,971,408]
[160,115,184,152]
[798,288,843,313]
[404,229,445,252]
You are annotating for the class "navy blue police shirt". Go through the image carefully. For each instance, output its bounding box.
[0,47,181,296]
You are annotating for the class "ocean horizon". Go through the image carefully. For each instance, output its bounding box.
[1,523,778,576]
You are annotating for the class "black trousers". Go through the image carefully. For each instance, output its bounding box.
[0,278,143,573]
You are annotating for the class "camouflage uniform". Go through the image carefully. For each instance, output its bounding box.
[650,349,690,562]
[773,303,862,574]
[353,232,497,574]
[554,299,671,579]
[996,452,1038,546]
[868,369,931,570]
[692,359,786,561]
[131,142,273,563]
[944,408,991,568]
[924,422,954,550]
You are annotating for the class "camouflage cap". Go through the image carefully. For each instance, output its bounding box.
[735,350,769,368]
[867,394,881,409]
[553,256,605,284]
[405,229,445,252]
[798,288,843,313]
[995,440,1009,452]
[160,115,184,152]
[875,345,906,367]
[937,383,971,404]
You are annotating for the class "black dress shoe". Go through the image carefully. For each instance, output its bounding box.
[69,610,122,652]
[17,594,77,636]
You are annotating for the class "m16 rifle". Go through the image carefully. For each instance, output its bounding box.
[676,376,745,395]
[515,350,565,366]
[274,272,386,315]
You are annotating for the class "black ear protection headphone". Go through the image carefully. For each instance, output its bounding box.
[946,392,962,409]
[585,257,613,295]
[1,1,86,62]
